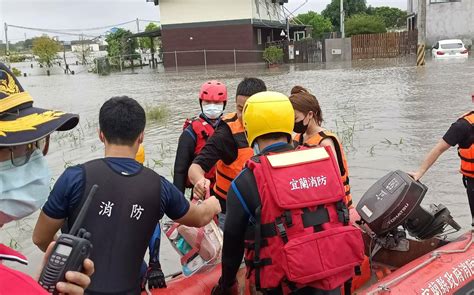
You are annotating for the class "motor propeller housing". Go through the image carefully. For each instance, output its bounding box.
[356,170,460,240]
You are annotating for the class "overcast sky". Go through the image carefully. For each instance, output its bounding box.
[0,0,406,43]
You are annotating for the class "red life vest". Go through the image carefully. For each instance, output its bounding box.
[243,146,364,292]
[0,244,48,294]
[183,117,217,188]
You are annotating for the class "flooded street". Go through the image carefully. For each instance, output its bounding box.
[2,57,474,277]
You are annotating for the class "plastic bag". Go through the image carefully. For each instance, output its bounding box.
[162,216,223,276]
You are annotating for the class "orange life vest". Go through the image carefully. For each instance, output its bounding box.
[458,112,474,178]
[295,131,352,207]
[214,113,254,200]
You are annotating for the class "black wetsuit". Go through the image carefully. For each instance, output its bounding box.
[192,120,239,213]
[173,114,217,194]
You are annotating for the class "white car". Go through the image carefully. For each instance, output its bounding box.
[432,39,469,59]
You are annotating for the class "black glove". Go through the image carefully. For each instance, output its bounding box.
[211,281,238,295]
[142,262,166,290]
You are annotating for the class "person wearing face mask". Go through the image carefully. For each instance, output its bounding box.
[187,78,266,229]
[0,62,94,294]
[289,86,353,208]
[211,91,364,295]
[33,96,221,295]
[173,80,227,196]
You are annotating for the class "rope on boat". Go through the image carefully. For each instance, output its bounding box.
[366,230,474,294]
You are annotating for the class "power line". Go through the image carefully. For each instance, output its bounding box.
[290,0,309,15]
[7,24,99,38]
[40,20,137,32]
[283,6,305,25]
[6,19,160,36]
[138,19,160,24]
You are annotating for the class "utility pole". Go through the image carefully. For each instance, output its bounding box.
[417,0,427,66]
[4,22,9,57]
[136,18,140,33]
[340,0,345,38]
[286,17,290,41]
[80,34,86,65]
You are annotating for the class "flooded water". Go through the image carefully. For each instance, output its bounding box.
[2,56,474,278]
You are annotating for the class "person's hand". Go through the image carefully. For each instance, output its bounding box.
[193,178,210,200]
[39,242,95,295]
[203,196,222,216]
[408,171,423,181]
[142,262,166,290]
[210,281,239,295]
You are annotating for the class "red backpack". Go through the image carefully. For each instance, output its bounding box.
[183,117,216,188]
[242,146,364,292]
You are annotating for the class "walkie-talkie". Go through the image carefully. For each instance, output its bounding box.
[38,184,98,294]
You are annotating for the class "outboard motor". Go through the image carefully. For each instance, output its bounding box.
[356,170,460,247]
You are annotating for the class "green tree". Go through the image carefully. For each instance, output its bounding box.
[139,23,160,51]
[367,6,407,29]
[105,28,138,61]
[32,36,60,68]
[345,14,387,37]
[322,0,367,31]
[294,11,333,38]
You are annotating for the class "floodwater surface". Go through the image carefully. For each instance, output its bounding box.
[2,56,474,277]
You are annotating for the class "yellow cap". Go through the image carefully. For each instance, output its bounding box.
[243,91,294,147]
[135,144,145,164]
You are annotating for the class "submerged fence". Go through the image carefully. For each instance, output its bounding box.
[267,39,324,63]
[161,49,265,72]
[351,30,418,60]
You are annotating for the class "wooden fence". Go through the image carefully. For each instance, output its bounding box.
[351,30,418,60]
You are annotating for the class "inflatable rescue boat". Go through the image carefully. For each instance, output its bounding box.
[145,171,474,294]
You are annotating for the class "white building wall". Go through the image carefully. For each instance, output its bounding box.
[407,0,474,46]
[426,1,473,46]
[252,0,285,23]
[159,0,252,25]
[71,44,99,52]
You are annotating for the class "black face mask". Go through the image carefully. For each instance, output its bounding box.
[293,119,308,134]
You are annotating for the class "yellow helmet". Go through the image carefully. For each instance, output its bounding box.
[135,144,145,164]
[243,91,294,147]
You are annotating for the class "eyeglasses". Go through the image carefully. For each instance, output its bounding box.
[7,135,50,167]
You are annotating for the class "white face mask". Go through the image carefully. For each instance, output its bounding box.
[202,103,224,120]
[0,149,51,226]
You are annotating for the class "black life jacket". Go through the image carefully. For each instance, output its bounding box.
[69,159,162,294]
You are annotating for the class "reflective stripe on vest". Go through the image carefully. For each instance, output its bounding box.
[214,113,253,200]
[295,131,353,207]
[183,117,217,188]
[459,112,474,178]
[243,146,364,291]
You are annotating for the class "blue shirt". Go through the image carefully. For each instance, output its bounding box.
[43,157,190,221]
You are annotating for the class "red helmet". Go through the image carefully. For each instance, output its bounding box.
[199,80,227,103]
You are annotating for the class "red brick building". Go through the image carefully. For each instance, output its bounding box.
[154,0,306,67]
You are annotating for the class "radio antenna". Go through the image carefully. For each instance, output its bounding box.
[69,184,99,236]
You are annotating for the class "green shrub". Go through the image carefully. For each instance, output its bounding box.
[345,14,387,37]
[145,105,168,123]
[9,55,27,63]
[11,67,22,77]
[263,46,284,65]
